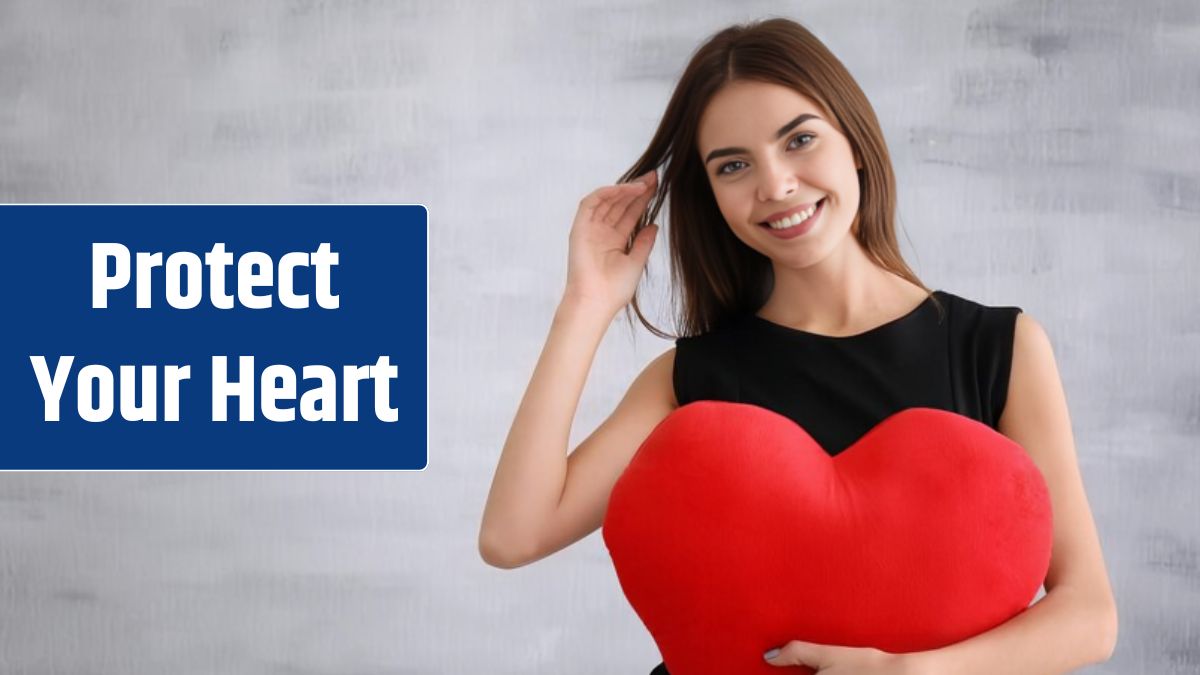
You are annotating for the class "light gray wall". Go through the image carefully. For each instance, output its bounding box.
[2,0,1197,673]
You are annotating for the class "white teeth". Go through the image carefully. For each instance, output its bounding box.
[768,202,819,229]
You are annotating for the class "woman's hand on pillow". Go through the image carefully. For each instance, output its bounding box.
[763,640,919,674]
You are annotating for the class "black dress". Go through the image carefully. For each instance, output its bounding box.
[647,289,1022,674]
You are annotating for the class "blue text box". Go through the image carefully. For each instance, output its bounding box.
[0,205,428,470]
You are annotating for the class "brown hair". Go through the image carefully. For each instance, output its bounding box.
[619,17,940,338]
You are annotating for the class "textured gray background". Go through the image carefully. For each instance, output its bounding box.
[1,0,1197,673]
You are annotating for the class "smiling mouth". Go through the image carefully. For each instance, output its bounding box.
[758,197,827,230]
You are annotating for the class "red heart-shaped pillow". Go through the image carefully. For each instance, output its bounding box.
[602,401,1052,674]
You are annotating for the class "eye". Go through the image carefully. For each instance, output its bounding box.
[716,159,747,176]
[788,132,815,150]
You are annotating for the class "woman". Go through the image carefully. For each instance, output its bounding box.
[479,18,1117,674]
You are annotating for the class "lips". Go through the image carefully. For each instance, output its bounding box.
[756,197,826,240]
[758,197,826,227]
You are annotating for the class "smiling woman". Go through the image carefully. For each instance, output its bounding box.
[700,83,850,248]
[479,16,1117,675]
[611,19,928,340]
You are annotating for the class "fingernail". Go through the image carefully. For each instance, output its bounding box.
[763,648,780,660]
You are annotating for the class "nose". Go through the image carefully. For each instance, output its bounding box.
[755,156,798,203]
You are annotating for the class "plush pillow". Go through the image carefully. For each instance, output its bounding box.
[602,400,1053,675]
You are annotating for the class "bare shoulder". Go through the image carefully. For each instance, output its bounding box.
[637,345,679,407]
[1013,311,1052,361]
[1000,312,1063,455]
[1002,313,1057,421]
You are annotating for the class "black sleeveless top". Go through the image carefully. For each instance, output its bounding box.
[647,289,1022,674]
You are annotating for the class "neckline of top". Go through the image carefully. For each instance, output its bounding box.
[748,289,943,340]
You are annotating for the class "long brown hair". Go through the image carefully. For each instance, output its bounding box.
[619,17,939,339]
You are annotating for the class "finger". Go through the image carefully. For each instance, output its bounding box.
[582,170,654,225]
[585,169,654,219]
[764,640,824,667]
[601,176,656,235]
[593,181,647,226]
[577,183,631,221]
[587,183,643,227]
[628,223,658,263]
[612,175,657,237]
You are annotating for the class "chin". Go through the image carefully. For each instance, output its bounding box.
[774,230,855,270]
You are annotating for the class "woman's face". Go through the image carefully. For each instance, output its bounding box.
[696,79,862,267]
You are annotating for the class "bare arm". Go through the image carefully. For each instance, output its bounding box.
[479,170,668,568]
[905,313,1118,673]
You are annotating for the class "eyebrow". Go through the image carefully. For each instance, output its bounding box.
[703,113,821,165]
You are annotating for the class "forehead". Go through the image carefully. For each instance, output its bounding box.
[698,80,833,150]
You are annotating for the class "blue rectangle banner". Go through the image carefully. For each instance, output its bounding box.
[0,205,428,470]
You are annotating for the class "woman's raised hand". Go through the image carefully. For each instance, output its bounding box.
[562,170,660,317]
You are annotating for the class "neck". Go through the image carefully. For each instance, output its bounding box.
[757,235,924,335]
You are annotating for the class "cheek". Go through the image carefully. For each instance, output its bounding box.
[709,183,737,224]
[843,166,862,207]
[807,154,857,205]
[712,181,753,224]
